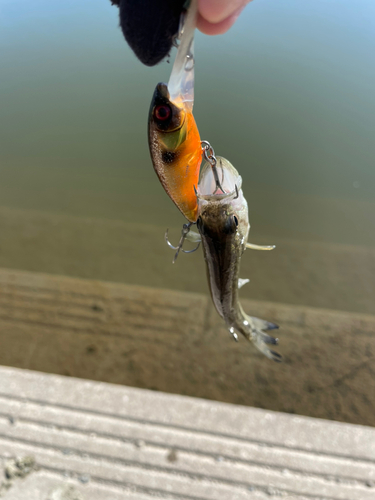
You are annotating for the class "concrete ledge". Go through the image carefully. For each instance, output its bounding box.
[0,366,374,499]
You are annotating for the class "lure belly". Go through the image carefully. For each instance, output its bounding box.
[148,83,201,222]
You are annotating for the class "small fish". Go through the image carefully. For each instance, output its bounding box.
[196,158,282,361]
[148,0,202,223]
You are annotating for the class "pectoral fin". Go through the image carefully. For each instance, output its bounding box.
[238,278,250,289]
[246,243,276,251]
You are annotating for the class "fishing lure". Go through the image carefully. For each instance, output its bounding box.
[196,156,282,361]
[146,0,282,360]
[148,0,202,223]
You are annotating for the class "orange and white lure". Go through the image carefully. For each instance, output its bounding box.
[148,0,201,223]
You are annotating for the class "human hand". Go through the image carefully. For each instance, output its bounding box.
[197,0,252,35]
[112,0,252,66]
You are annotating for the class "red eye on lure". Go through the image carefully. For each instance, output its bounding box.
[154,105,171,121]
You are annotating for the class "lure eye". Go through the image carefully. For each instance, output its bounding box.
[233,216,239,227]
[154,104,171,121]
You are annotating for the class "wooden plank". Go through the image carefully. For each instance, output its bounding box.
[0,268,373,426]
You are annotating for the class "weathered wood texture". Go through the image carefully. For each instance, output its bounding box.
[0,268,374,426]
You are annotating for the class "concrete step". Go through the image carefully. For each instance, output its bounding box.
[0,267,374,428]
[0,366,374,499]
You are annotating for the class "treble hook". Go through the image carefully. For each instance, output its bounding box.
[201,141,225,194]
[194,181,239,201]
[165,222,200,264]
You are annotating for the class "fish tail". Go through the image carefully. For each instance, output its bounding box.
[236,314,282,362]
[250,316,279,332]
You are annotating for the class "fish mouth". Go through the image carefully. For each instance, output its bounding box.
[196,176,242,202]
[196,156,242,202]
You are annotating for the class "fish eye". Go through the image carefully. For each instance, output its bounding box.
[224,215,239,234]
[196,216,204,234]
[154,104,171,121]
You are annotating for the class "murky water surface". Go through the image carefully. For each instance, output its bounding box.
[0,0,374,312]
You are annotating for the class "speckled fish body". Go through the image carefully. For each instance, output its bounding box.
[148,0,202,223]
[196,158,282,361]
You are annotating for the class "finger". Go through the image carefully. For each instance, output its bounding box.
[197,5,245,35]
[198,0,251,24]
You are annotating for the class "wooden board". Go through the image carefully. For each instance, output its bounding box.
[0,268,374,426]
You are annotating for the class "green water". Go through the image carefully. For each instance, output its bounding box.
[0,0,374,312]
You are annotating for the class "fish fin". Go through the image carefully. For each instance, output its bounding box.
[246,243,275,251]
[251,332,282,362]
[238,278,250,289]
[254,329,279,345]
[242,315,282,362]
[185,230,201,243]
[249,316,279,331]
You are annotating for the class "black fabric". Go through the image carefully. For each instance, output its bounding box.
[114,0,186,66]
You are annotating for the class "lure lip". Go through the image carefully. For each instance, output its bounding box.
[168,0,197,111]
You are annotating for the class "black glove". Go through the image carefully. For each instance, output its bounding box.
[111,0,186,66]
